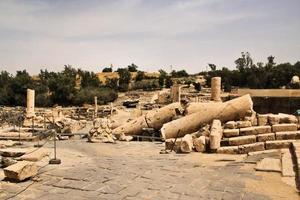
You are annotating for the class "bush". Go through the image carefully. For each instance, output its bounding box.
[74,87,118,106]
[132,80,160,91]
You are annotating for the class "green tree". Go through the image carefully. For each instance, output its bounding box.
[128,63,138,72]
[117,68,131,91]
[158,69,167,87]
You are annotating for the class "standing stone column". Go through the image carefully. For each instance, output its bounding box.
[171,84,181,102]
[26,89,35,117]
[94,96,98,117]
[211,77,221,102]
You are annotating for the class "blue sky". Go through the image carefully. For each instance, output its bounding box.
[0,0,299,74]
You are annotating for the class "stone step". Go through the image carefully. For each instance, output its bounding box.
[217,142,265,154]
[272,123,297,132]
[275,131,300,140]
[265,140,295,150]
[228,135,256,146]
[240,126,271,136]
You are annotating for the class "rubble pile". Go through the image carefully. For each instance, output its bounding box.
[88,118,133,143]
[55,117,86,134]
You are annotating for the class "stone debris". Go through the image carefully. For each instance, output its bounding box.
[180,134,193,153]
[55,118,86,134]
[4,161,37,181]
[88,118,116,143]
[193,136,206,152]
[254,158,281,172]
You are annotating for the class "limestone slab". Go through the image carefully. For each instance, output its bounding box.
[0,148,28,157]
[272,123,297,132]
[20,149,49,162]
[4,161,37,181]
[255,158,281,172]
[257,133,275,142]
[238,142,265,154]
[228,135,256,146]
[216,146,239,154]
[281,151,295,177]
[265,140,295,150]
[223,129,239,138]
[275,131,299,140]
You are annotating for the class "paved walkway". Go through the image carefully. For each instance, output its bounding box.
[1,140,298,199]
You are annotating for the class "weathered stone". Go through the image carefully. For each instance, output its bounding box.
[209,119,222,150]
[2,157,17,167]
[240,126,272,136]
[275,131,299,140]
[0,140,18,148]
[265,140,295,150]
[238,142,265,154]
[216,146,239,154]
[211,77,221,102]
[268,114,280,125]
[257,114,269,126]
[239,127,256,136]
[180,134,193,153]
[281,151,295,177]
[4,161,37,181]
[257,133,275,142]
[272,123,297,132]
[255,158,281,172]
[161,94,253,139]
[278,113,298,124]
[248,149,280,156]
[255,126,272,134]
[224,121,237,129]
[228,135,256,146]
[26,89,35,117]
[223,129,239,138]
[193,136,206,152]
[236,121,252,128]
[0,148,28,157]
[20,149,49,162]
[165,138,182,151]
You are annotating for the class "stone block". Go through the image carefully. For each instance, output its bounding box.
[20,149,49,162]
[0,148,28,157]
[238,142,265,154]
[257,114,269,126]
[236,121,252,128]
[224,121,236,129]
[255,126,272,134]
[209,119,223,150]
[275,131,299,140]
[4,161,37,181]
[272,123,297,132]
[193,136,206,152]
[265,140,295,150]
[223,129,239,138]
[257,133,275,142]
[268,114,280,125]
[239,127,256,136]
[228,135,256,146]
[216,146,239,154]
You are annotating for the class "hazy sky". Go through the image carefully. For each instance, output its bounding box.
[0,0,299,74]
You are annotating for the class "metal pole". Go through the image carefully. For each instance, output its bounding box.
[49,115,61,164]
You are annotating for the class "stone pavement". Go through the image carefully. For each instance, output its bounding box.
[0,140,298,199]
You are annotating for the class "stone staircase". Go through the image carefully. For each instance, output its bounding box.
[218,122,299,154]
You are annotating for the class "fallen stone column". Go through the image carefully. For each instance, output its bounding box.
[193,136,206,152]
[161,94,253,140]
[113,102,183,136]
